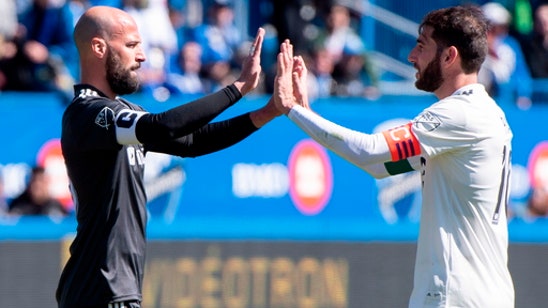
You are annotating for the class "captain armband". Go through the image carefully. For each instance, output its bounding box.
[115,109,148,145]
[382,122,422,161]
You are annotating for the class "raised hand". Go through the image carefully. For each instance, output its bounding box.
[292,55,310,109]
[234,27,265,96]
[272,39,296,114]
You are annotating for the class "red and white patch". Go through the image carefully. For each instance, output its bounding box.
[382,122,422,161]
[288,139,333,215]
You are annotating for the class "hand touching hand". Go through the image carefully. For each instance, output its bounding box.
[234,28,264,96]
[272,39,296,114]
[292,55,310,109]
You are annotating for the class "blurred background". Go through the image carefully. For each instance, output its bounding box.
[1,0,548,307]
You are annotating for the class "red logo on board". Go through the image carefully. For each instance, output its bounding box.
[37,139,73,211]
[529,141,548,190]
[288,139,333,215]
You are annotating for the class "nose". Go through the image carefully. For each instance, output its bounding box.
[136,46,146,63]
[407,47,417,64]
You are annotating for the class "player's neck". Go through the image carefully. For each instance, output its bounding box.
[434,73,478,100]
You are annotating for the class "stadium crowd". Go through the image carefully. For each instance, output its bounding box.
[0,0,547,105]
[0,0,381,103]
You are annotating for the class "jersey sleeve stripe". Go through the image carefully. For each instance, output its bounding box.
[384,159,415,175]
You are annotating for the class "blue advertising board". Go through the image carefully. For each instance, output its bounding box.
[0,91,546,241]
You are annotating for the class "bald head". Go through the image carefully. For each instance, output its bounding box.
[73,6,145,98]
[73,6,137,56]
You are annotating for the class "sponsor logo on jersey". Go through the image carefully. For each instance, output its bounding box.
[412,111,441,132]
[288,139,333,215]
[95,107,114,130]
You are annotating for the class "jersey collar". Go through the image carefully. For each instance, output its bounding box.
[73,84,109,98]
[451,83,485,97]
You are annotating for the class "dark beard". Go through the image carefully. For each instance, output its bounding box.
[415,54,443,92]
[106,49,140,95]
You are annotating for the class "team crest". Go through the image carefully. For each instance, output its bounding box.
[95,107,114,129]
[412,111,441,132]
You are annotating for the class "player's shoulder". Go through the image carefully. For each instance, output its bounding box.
[422,84,490,119]
[63,85,125,128]
[66,85,128,114]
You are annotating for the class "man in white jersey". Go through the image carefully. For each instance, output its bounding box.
[271,5,514,308]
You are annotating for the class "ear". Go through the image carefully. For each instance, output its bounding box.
[91,37,107,58]
[443,46,459,66]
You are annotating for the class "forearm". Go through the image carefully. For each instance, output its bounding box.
[287,105,392,169]
[135,85,242,143]
[146,113,258,157]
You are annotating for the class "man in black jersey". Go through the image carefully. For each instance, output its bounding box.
[56,6,281,308]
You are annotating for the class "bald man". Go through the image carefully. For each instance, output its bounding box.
[56,6,280,308]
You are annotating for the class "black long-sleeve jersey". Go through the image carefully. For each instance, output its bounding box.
[56,84,258,307]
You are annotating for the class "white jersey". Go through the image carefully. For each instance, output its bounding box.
[288,84,514,308]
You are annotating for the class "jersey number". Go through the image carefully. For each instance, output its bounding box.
[492,145,511,224]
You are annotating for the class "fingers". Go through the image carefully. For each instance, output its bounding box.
[276,39,294,75]
[249,27,265,57]
[295,56,307,74]
[291,55,310,109]
[272,39,297,114]
[292,56,307,86]
[235,28,265,95]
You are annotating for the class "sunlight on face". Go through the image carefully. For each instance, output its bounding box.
[410,26,444,92]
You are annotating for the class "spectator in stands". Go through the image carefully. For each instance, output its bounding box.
[165,41,206,95]
[167,0,194,73]
[270,0,310,53]
[0,0,17,45]
[316,1,365,65]
[3,0,77,96]
[68,0,91,26]
[306,47,337,100]
[520,3,548,78]
[193,0,242,92]
[527,185,548,217]
[0,0,18,90]
[8,166,68,217]
[122,0,178,95]
[315,1,379,99]
[478,2,533,109]
[332,48,380,99]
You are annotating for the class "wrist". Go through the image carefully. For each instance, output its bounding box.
[232,81,245,96]
[250,100,282,128]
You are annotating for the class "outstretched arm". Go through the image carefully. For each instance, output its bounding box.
[116,28,271,145]
[145,29,283,155]
[145,113,258,158]
[273,40,420,178]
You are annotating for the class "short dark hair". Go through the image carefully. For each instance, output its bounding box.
[419,5,488,74]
